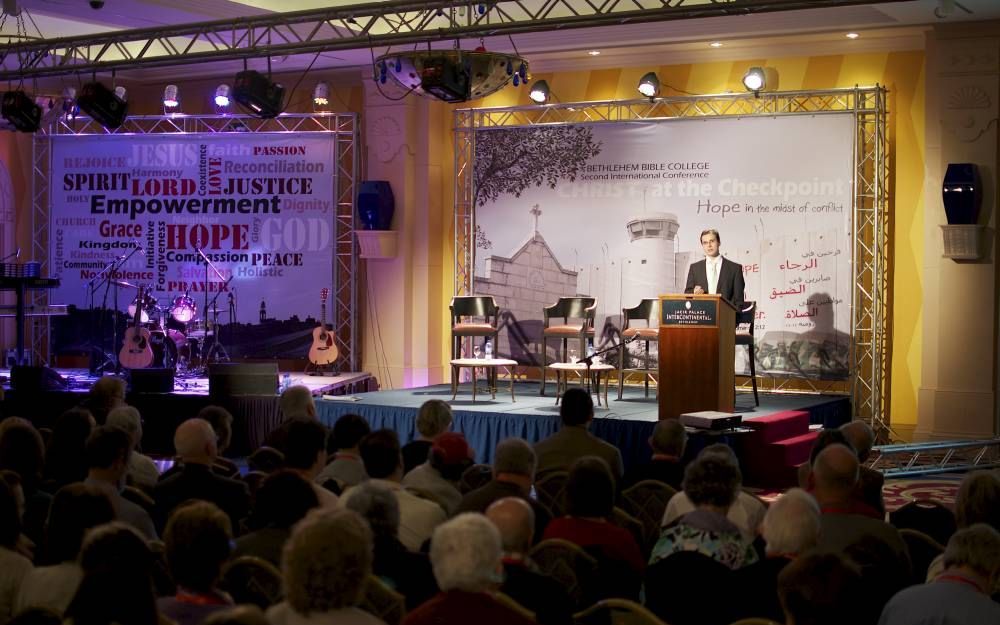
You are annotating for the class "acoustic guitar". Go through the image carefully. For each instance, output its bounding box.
[308,287,339,366]
[119,285,154,369]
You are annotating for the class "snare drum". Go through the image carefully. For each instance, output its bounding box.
[127,292,158,324]
[186,319,211,339]
[170,294,197,323]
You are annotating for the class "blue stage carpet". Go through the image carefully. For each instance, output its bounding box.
[316,382,850,471]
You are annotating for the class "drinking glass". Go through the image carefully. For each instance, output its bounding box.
[473,345,482,359]
[568,348,578,364]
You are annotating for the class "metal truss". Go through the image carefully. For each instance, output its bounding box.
[30,130,51,365]
[454,87,890,428]
[1,0,910,80]
[870,438,1000,478]
[34,112,360,371]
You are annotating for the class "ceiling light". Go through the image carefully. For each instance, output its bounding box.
[637,72,660,98]
[62,86,79,119]
[214,84,231,107]
[588,50,601,56]
[710,42,724,48]
[312,82,330,107]
[846,32,860,39]
[742,67,766,93]
[374,49,529,103]
[163,84,180,109]
[529,80,551,104]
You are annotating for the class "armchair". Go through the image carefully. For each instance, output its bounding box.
[539,297,596,396]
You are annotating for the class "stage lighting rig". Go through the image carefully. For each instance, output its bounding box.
[233,70,284,118]
[1,91,42,133]
[78,81,128,129]
[374,48,529,104]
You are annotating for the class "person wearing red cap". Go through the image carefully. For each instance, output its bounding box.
[403,433,474,516]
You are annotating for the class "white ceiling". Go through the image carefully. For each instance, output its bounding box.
[2,0,998,83]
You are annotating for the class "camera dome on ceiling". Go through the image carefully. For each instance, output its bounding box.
[374,50,529,104]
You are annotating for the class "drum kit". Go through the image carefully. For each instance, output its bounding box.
[123,284,224,372]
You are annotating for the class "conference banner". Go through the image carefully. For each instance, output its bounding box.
[473,114,854,380]
[49,133,335,361]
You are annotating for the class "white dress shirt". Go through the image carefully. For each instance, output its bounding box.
[706,255,722,295]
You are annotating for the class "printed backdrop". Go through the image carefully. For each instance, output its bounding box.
[473,115,854,380]
[50,134,335,359]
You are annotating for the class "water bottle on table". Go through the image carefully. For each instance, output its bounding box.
[484,338,493,360]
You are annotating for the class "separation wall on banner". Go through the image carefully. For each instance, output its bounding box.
[473,114,854,380]
[50,133,335,360]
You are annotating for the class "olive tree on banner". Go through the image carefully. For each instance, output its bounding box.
[473,125,602,208]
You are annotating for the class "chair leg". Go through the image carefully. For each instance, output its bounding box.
[749,345,759,406]
[539,336,547,396]
[617,342,625,400]
[643,340,650,398]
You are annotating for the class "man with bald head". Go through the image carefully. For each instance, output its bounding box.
[839,420,885,515]
[486,498,573,625]
[813,444,909,579]
[153,418,250,531]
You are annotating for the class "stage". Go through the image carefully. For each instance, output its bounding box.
[3,368,849,471]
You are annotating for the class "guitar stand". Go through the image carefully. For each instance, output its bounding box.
[304,361,339,376]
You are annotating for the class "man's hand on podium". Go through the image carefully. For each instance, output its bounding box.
[693,286,705,294]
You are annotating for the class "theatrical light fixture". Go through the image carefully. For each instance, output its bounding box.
[529,80,551,104]
[78,82,129,130]
[742,67,766,93]
[162,84,180,109]
[233,70,285,118]
[114,86,128,102]
[637,72,660,98]
[213,84,231,108]
[312,82,330,107]
[1,91,42,133]
[61,86,79,119]
[374,48,529,104]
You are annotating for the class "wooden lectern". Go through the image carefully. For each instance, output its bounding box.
[658,294,736,420]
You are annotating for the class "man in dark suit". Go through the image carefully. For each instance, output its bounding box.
[534,388,624,481]
[684,228,745,309]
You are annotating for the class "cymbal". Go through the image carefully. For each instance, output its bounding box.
[112,280,139,289]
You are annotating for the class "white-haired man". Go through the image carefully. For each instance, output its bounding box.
[402,513,534,625]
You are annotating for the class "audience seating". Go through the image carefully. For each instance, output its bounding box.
[492,591,539,622]
[450,295,501,360]
[535,471,570,517]
[220,555,284,610]
[645,551,738,625]
[741,410,817,488]
[620,480,676,553]
[898,528,945,584]
[735,302,759,406]
[241,470,269,497]
[529,538,600,610]
[574,598,667,625]
[540,297,597,396]
[611,507,645,555]
[361,575,407,625]
[618,299,660,400]
[889,499,956,547]
[121,484,156,514]
[459,463,494,494]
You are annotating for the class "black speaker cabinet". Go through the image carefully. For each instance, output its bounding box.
[209,362,279,397]
[129,368,176,394]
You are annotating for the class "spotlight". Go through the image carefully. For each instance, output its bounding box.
[163,84,180,109]
[742,67,766,93]
[214,84,231,107]
[312,82,330,107]
[1,91,42,133]
[61,86,79,119]
[114,86,128,102]
[637,72,660,98]
[233,70,284,118]
[528,80,550,104]
[78,82,128,130]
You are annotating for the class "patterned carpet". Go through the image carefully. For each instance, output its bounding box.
[754,475,962,512]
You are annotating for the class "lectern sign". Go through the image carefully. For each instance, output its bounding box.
[661,299,718,327]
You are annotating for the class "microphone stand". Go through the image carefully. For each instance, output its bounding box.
[0,248,20,263]
[109,246,144,374]
[203,276,234,364]
[579,334,640,396]
[194,247,231,368]
[86,256,120,374]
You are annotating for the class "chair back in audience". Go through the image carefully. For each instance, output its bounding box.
[889,499,956,547]
[220,555,284,610]
[535,471,570,517]
[493,591,538,622]
[573,598,667,625]
[460,463,494,494]
[644,551,738,625]
[898,528,946,584]
[610,507,645,555]
[121,485,156,513]
[529,538,600,611]
[620,481,676,553]
[360,575,406,625]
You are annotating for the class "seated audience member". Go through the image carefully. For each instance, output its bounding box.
[543,456,644,598]
[343,429,445,551]
[0,478,32,623]
[43,407,95,491]
[63,522,166,625]
[651,449,758,570]
[486,497,573,625]
[16,484,114,615]
[926,470,1000,585]
[457,438,551,540]
[105,406,159,492]
[281,419,338,508]
[402,400,453,475]
[402,432,473,515]
[234,470,319,567]
[343,481,437,609]
[158,501,235,625]
[79,375,126,426]
[402,513,534,625]
[661,443,766,542]
[734,488,821,622]
[813,444,909,573]
[622,418,688,490]
[197,406,240,478]
[153,419,250,532]
[797,428,853,488]
[266,508,385,625]
[316,413,370,488]
[0,419,50,547]
[262,386,319,451]
[0,471,30,558]
[534,388,624,481]
[879,524,1000,625]
[83,425,157,540]
[839,420,885,515]
[8,608,61,625]
[777,552,866,625]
